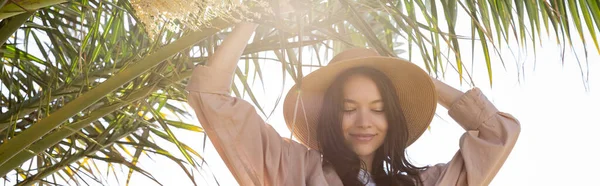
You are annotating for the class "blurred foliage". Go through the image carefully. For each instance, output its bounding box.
[0,0,598,185]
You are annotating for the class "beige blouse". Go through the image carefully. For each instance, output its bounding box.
[186,65,521,186]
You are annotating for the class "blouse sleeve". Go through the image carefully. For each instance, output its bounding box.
[420,88,521,186]
[186,66,321,185]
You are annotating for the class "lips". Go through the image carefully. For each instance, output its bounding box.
[349,133,376,142]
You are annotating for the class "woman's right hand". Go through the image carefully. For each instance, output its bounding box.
[207,0,296,71]
[205,22,258,73]
[274,0,295,16]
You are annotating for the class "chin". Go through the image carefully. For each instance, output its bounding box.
[353,147,377,157]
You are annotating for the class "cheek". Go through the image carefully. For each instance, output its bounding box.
[341,114,353,136]
[341,111,357,126]
[375,115,388,132]
[375,115,388,141]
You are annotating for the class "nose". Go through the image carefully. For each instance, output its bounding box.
[355,109,372,128]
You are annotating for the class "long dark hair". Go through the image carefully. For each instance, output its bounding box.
[316,67,425,186]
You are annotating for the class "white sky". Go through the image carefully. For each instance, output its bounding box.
[123,25,600,186]
[3,4,600,186]
[124,5,600,186]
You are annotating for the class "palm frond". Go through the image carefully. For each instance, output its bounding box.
[0,0,598,185]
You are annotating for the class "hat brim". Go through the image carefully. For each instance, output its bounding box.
[283,56,438,150]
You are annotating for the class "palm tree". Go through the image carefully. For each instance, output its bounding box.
[0,0,598,185]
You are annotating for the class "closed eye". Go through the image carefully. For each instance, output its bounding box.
[343,109,356,112]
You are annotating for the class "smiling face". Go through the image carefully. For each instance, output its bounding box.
[341,74,388,159]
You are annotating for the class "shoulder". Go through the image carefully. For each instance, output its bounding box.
[419,163,447,184]
[280,137,323,164]
[283,140,344,185]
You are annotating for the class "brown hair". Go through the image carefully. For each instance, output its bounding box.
[316,67,425,186]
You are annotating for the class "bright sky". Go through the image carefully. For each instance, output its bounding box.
[121,6,600,186]
[123,24,600,186]
[3,5,599,186]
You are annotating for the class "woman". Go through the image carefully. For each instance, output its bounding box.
[186,22,520,186]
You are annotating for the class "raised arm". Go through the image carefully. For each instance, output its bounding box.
[420,79,521,186]
[186,22,323,185]
[207,23,258,73]
[431,78,464,110]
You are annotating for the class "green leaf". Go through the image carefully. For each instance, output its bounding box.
[0,18,231,168]
[581,0,600,54]
[0,12,34,46]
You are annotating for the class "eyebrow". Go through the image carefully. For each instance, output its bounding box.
[343,99,383,104]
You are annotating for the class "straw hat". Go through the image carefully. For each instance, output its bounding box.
[282,48,437,150]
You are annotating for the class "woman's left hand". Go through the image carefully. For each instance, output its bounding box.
[430,77,465,109]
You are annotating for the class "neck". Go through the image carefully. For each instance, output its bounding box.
[359,153,375,174]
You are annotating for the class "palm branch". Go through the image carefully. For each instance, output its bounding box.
[0,0,598,185]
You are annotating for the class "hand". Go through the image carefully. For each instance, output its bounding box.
[272,0,295,16]
[430,77,464,109]
[205,23,257,72]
